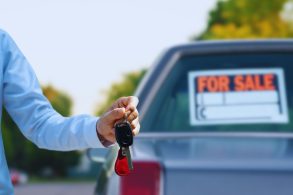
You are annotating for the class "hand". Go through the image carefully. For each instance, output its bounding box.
[96,96,140,147]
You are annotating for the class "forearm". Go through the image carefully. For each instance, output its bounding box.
[26,111,102,151]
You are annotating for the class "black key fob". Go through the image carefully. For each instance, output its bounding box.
[115,121,133,148]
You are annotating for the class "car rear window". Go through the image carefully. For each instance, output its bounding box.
[144,53,293,132]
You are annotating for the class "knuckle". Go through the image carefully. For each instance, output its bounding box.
[133,126,140,136]
[118,96,125,101]
[131,121,137,127]
[134,110,139,116]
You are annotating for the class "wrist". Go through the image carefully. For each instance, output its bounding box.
[96,121,113,147]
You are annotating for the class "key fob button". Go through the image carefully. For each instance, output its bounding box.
[115,121,133,147]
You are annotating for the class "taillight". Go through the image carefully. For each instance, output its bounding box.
[120,161,161,195]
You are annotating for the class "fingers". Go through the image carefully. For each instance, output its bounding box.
[125,96,139,111]
[127,109,139,123]
[120,97,139,136]
[115,96,139,110]
[130,117,139,129]
[104,107,125,124]
[132,123,140,136]
[130,117,140,136]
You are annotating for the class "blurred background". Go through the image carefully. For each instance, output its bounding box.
[1,0,293,194]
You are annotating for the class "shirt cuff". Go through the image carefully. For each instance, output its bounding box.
[83,117,103,148]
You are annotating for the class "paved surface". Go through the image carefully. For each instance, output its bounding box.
[14,182,96,195]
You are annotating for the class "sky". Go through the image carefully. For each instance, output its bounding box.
[0,0,216,115]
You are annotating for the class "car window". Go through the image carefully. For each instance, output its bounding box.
[143,53,293,132]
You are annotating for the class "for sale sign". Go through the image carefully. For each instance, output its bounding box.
[188,68,288,126]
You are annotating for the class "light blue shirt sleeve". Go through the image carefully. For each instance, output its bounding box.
[1,30,103,150]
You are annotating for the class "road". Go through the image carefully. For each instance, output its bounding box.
[14,182,96,195]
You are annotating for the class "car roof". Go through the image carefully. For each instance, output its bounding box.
[166,39,293,56]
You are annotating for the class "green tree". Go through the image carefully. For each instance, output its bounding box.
[2,85,80,176]
[95,69,147,116]
[196,0,293,40]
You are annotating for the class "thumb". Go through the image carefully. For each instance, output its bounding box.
[104,107,125,123]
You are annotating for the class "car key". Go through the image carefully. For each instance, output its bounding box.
[115,117,134,171]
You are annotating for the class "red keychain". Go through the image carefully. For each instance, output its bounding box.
[115,148,131,176]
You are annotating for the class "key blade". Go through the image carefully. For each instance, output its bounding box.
[125,147,134,171]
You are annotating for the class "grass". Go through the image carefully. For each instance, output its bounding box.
[28,176,96,184]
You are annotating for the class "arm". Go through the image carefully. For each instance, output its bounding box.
[1,30,102,151]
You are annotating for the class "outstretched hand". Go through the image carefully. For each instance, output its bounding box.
[96,96,140,147]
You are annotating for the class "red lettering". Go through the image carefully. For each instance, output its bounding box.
[264,74,275,90]
[197,73,275,92]
[218,76,230,92]
[234,75,244,91]
[207,76,218,92]
[234,74,276,91]
[198,76,207,92]
[244,75,255,90]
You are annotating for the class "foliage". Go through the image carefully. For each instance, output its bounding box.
[2,85,80,176]
[196,0,293,40]
[43,85,72,116]
[95,69,147,116]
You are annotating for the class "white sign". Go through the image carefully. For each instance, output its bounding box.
[188,68,288,126]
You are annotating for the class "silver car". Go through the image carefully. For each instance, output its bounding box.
[88,40,293,195]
